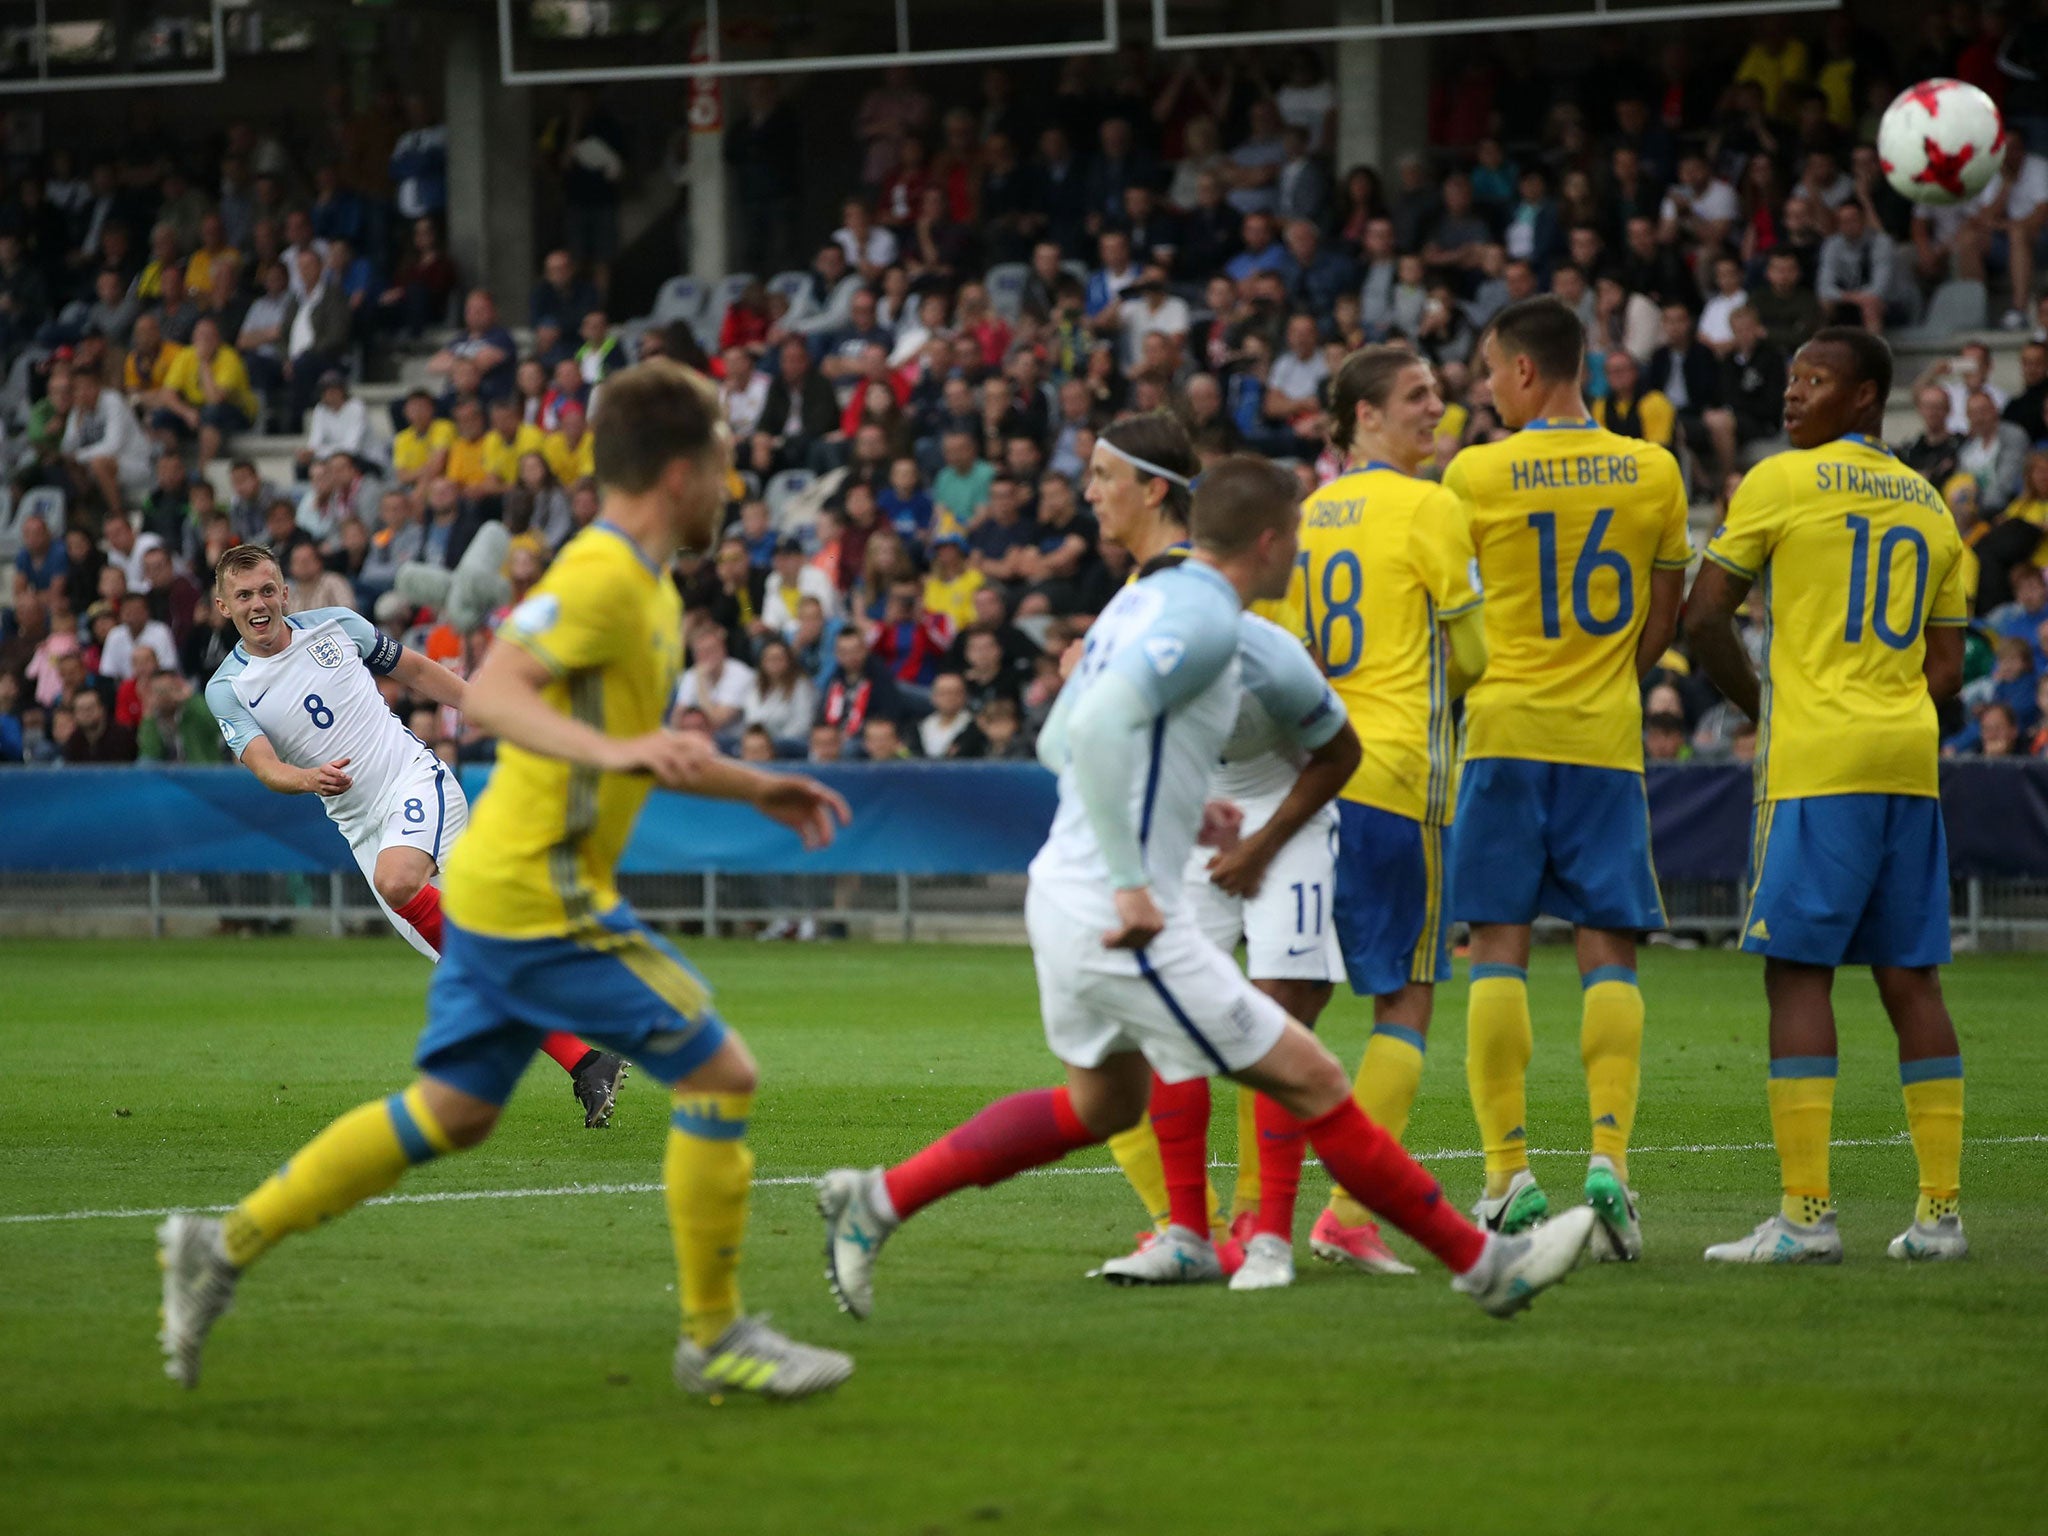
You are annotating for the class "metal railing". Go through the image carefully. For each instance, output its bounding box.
[5,870,2046,950]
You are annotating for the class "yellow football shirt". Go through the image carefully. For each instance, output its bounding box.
[163,345,258,419]
[1704,435,1967,801]
[545,430,597,486]
[483,423,548,485]
[393,419,456,479]
[1592,390,1676,451]
[446,433,493,490]
[1299,464,1480,824]
[923,566,985,632]
[1442,419,1691,773]
[443,523,685,939]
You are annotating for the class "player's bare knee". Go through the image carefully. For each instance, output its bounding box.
[373,867,426,911]
[1294,1043,1351,1114]
[1873,964,1946,1024]
[417,1081,499,1148]
[681,1035,759,1096]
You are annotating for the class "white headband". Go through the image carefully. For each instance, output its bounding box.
[1098,437,1191,490]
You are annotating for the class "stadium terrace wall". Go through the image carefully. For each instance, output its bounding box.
[5,761,2048,883]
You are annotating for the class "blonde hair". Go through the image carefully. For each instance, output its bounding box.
[212,543,281,596]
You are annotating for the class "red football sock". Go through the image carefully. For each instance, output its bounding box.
[392,884,444,955]
[1253,1094,1306,1241]
[539,1033,593,1074]
[884,1087,1096,1222]
[1302,1098,1486,1273]
[1149,1074,1212,1235]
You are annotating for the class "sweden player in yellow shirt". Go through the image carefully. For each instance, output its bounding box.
[1441,297,1691,1260]
[1294,346,1487,1275]
[1687,328,1970,1265]
[158,361,858,1399]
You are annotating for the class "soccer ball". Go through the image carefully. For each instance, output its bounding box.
[1878,78,2006,205]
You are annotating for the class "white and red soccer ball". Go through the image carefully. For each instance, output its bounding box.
[1878,78,2007,206]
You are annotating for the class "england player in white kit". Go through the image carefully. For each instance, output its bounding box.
[203,545,628,1126]
[1089,608,1361,1289]
[818,457,1596,1323]
[1182,621,1346,995]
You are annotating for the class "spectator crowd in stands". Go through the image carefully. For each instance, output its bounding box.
[7,7,2048,772]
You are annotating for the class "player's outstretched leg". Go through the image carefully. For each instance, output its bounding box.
[157,1080,474,1387]
[820,1065,1139,1320]
[1241,1024,1593,1319]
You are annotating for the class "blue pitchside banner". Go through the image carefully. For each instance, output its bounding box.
[3,761,2048,883]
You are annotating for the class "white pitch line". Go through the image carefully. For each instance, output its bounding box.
[5,1133,2044,1228]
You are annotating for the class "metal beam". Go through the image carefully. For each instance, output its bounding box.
[497,0,1116,85]
[1152,0,1837,52]
[5,0,227,95]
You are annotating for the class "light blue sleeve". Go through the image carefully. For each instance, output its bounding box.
[204,662,263,760]
[299,606,402,674]
[1237,613,1345,753]
[1065,570,1242,890]
[1097,572,1241,714]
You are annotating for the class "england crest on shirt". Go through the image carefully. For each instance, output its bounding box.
[306,632,349,669]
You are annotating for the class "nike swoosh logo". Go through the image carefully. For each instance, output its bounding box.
[1287,944,1317,957]
[401,829,423,835]
[249,690,269,706]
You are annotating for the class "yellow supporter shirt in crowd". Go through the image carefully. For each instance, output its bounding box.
[185,245,241,297]
[124,342,183,395]
[1593,390,1676,452]
[445,432,494,490]
[1704,434,1967,802]
[483,422,549,485]
[162,345,258,419]
[545,430,596,486]
[393,418,456,480]
[1298,462,1481,824]
[443,523,686,939]
[1441,418,1691,773]
[923,565,986,632]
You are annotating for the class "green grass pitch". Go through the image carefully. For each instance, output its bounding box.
[2,938,2044,1536]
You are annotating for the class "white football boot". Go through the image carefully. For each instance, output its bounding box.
[1228,1233,1297,1291]
[1703,1211,1844,1264]
[1090,1223,1225,1285]
[157,1213,239,1388]
[1452,1206,1597,1318]
[1887,1214,1968,1261]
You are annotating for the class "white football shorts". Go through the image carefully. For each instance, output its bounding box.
[348,755,469,959]
[1184,804,1341,982]
[1026,880,1289,1084]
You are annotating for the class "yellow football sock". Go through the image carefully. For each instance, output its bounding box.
[1466,965,1533,1199]
[1901,1058,1964,1224]
[1107,1121,1223,1235]
[1231,1085,1262,1220]
[1768,1057,1837,1225]
[222,1083,452,1268]
[1107,1122,1171,1227]
[1580,968,1644,1182]
[1329,1024,1426,1225]
[667,1092,755,1349]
